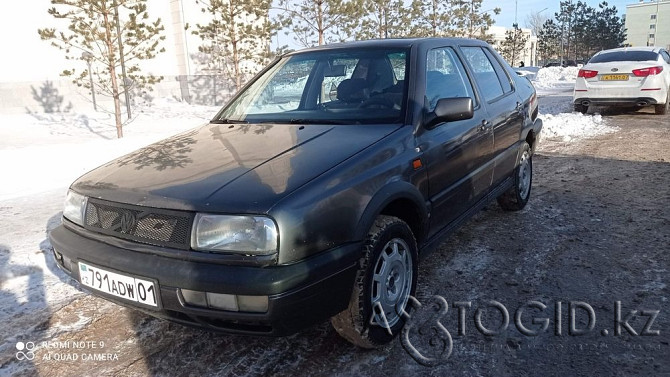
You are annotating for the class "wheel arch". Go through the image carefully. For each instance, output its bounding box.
[354,181,429,247]
[521,117,542,155]
[525,129,537,153]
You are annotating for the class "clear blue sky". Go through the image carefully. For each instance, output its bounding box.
[486,0,634,28]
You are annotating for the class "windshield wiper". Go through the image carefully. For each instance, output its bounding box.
[288,119,356,125]
[210,118,249,124]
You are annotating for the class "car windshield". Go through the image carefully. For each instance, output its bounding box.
[589,50,659,63]
[215,48,409,125]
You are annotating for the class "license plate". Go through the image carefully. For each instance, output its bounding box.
[78,262,159,307]
[600,74,629,81]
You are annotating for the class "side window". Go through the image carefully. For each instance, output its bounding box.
[484,49,513,94]
[461,47,505,102]
[424,47,475,112]
[661,50,670,64]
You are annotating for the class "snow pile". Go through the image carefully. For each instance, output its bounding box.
[539,112,617,141]
[535,66,580,84]
[531,68,619,141]
[531,67,580,95]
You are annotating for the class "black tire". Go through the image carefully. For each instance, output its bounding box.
[497,142,532,211]
[331,215,418,348]
[655,93,669,115]
[574,104,588,114]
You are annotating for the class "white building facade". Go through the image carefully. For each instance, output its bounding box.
[485,26,539,67]
[625,0,670,49]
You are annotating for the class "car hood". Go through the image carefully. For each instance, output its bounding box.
[72,122,401,213]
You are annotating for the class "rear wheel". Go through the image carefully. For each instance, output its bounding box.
[574,104,588,114]
[655,92,669,115]
[497,142,532,211]
[331,215,418,348]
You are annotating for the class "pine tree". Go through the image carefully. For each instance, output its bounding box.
[407,0,469,37]
[193,0,275,94]
[31,81,71,113]
[555,1,578,63]
[538,19,561,64]
[539,1,625,64]
[460,0,500,39]
[571,1,595,60]
[38,0,165,138]
[352,0,410,39]
[499,27,529,66]
[591,2,625,52]
[275,0,361,47]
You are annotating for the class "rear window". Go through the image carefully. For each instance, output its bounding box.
[589,51,659,63]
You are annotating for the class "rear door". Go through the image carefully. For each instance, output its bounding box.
[418,46,494,234]
[460,46,523,186]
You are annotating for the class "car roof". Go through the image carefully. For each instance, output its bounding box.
[285,38,489,55]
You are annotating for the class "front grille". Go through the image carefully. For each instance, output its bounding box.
[84,198,194,250]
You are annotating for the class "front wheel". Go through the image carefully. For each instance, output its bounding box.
[331,215,418,348]
[497,142,533,211]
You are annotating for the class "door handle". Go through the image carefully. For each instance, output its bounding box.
[480,120,491,131]
[516,102,523,111]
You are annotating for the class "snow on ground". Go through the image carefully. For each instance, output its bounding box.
[0,98,218,201]
[539,112,617,141]
[0,99,219,360]
[528,66,618,141]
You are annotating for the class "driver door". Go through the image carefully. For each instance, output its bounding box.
[418,46,494,236]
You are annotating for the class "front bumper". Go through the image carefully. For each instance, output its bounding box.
[49,224,360,336]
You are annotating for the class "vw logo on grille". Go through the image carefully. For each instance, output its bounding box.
[120,210,136,234]
[611,68,619,72]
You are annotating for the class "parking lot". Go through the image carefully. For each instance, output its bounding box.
[1,95,669,377]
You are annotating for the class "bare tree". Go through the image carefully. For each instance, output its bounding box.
[524,10,549,36]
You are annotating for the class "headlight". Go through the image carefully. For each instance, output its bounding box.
[63,190,88,226]
[191,214,278,255]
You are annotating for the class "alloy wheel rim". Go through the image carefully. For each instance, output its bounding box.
[371,237,413,328]
[518,151,531,199]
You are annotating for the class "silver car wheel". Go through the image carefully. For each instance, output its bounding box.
[370,238,413,327]
[518,150,531,200]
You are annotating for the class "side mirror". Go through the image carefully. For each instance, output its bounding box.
[426,97,474,129]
